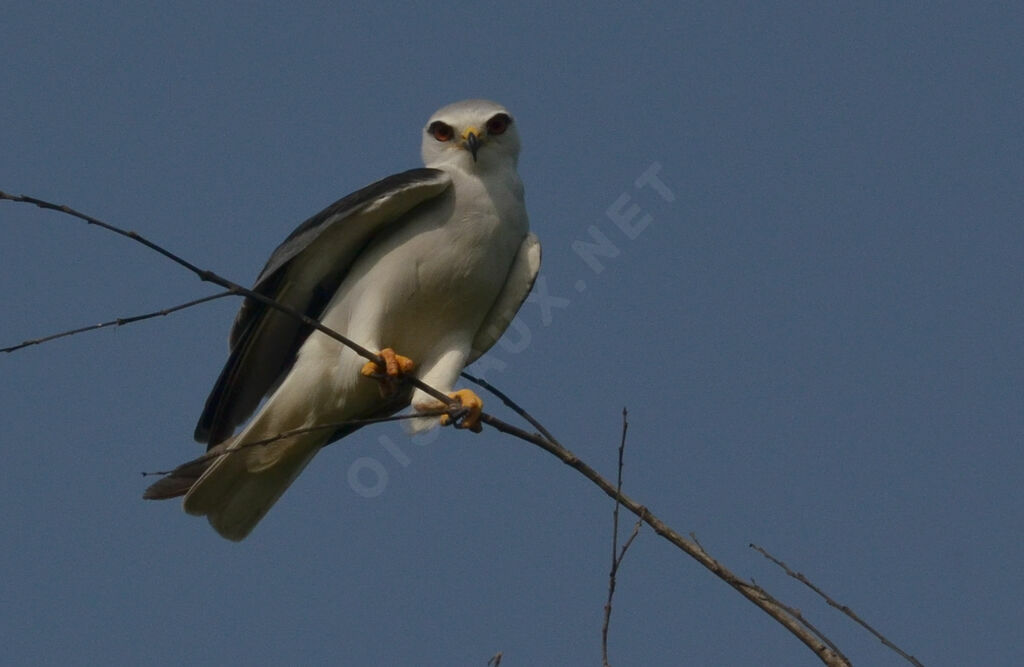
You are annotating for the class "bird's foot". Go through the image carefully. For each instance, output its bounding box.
[360,348,415,396]
[439,389,484,433]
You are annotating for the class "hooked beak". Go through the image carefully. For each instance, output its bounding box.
[462,128,481,162]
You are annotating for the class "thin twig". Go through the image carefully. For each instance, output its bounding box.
[748,576,849,663]
[2,292,232,353]
[751,544,924,666]
[475,410,850,666]
[689,532,710,556]
[618,521,642,561]
[141,410,446,476]
[4,192,852,666]
[461,371,559,444]
[466,371,845,665]
[465,377,848,666]
[602,408,641,667]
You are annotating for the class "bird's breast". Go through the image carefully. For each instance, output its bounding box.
[327,172,528,358]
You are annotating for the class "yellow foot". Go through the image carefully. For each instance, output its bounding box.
[440,389,484,433]
[360,348,415,395]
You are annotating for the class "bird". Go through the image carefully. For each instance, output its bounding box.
[144,99,540,541]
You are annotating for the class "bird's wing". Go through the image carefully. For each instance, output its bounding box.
[194,167,451,446]
[469,232,541,362]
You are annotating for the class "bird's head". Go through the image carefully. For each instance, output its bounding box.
[421,99,520,171]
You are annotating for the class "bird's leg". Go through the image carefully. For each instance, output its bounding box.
[360,348,415,396]
[408,352,482,431]
[439,389,484,433]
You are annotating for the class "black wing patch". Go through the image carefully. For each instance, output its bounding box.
[194,167,449,446]
[229,168,446,348]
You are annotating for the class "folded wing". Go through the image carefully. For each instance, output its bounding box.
[194,168,451,446]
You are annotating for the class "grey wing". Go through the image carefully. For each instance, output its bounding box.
[469,233,542,363]
[194,168,451,446]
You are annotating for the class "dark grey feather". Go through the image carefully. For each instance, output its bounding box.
[142,442,228,499]
[193,168,450,446]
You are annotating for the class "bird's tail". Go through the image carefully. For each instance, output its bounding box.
[144,432,322,541]
[143,440,233,501]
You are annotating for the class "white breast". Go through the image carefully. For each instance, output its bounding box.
[320,163,528,370]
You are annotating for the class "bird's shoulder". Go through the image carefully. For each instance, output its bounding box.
[255,168,451,286]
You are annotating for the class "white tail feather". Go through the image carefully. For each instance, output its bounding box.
[183,434,322,541]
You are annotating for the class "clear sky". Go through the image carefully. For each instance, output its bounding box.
[2,3,1021,665]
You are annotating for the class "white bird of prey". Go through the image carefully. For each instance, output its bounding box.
[144,99,540,541]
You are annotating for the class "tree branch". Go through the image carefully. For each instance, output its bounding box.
[461,372,559,445]
[0,191,460,412]
[468,383,849,665]
[746,573,849,663]
[2,292,233,354]
[602,408,642,667]
[4,191,851,665]
[751,544,923,666]
[141,410,447,477]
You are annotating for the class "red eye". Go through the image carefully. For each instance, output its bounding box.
[428,121,454,142]
[485,113,511,135]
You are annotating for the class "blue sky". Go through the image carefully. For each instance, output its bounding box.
[2,2,1021,665]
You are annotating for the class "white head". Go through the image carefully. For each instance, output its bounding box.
[421,99,521,172]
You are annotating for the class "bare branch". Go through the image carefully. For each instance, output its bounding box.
[474,409,851,666]
[462,374,849,665]
[602,408,642,666]
[2,292,232,353]
[4,192,853,665]
[751,544,924,666]
[618,521,643,564]
[747,575,849,663]
[0,191,459,411]
[142,410,446,477]
[461,371,559,445]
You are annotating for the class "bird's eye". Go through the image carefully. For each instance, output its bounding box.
[485,113,511,136]
[428,121,454,142]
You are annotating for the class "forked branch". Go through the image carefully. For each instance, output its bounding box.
[751,544,923,666]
